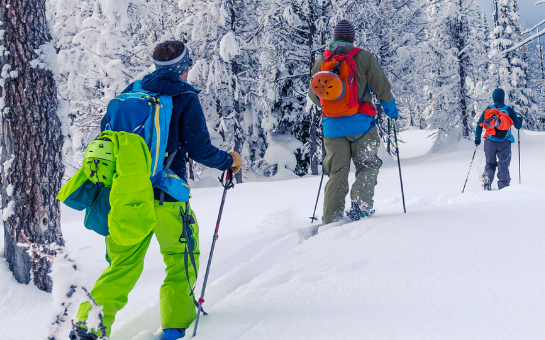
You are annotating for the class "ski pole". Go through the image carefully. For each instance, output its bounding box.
[462,146,478,193]
[393,121,406,213]
[192,169,234,337]
[310,172,325,223]
[518,129,521,184]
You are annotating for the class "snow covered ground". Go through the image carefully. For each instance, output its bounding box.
[2,129,545,340]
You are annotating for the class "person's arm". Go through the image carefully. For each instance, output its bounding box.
[308,56,325,107]
[179,95,233,170]
[364,52,398,118]
[475,111,485,142]
[508,107,523,129]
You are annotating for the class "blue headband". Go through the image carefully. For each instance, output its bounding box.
[153,47,193,76]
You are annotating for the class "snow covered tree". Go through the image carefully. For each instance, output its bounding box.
[423,0,489,148]
[181,0,266,182]
[259,0,334,176]
[0,0,65,292]
[490,0,540,129]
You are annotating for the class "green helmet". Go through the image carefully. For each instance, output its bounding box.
[83,138,116,186]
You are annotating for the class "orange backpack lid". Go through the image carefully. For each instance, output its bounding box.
[480,107,514,137]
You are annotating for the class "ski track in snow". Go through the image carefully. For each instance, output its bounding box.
[2,130,545,340]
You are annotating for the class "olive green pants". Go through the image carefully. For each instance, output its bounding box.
[322,128,382,224]
[77,200,200,336]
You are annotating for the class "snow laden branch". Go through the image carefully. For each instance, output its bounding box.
[495,29,545,57]
[497,1,545,56]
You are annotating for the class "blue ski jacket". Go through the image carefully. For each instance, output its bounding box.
[475,89,522,143]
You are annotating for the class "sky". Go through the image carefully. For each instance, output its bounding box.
[477,0,544,28]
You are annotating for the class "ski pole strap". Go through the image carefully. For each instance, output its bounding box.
[179,203,204,313]
[220,169,235,189]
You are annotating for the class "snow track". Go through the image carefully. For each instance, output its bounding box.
[3,130,545,340]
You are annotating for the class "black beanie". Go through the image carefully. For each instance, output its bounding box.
[334,20,355,42]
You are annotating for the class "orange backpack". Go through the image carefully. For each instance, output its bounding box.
[479,106,514,138]
[311,48,376,118]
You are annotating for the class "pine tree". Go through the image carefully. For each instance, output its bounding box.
[424,0,489,148]
[491,0,540,129]
[0,0,65,292]
[260,0,333,176]
[181,0,265,182]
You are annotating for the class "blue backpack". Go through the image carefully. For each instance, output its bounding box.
[103,80,190,203]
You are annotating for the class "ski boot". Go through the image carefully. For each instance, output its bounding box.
[164,328,186,340]
[346,201,375,221]
[69,327,98,340]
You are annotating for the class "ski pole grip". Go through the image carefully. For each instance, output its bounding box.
[226,169,233,181]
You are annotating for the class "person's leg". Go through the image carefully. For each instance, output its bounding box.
[322,136,351,224]
[350,128,382,209]
[76,233,153,336]
[483,139,498,188]
[496,140,512,189]
[154,200,200,330]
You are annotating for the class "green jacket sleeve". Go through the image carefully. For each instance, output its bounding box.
[361,51,393,103]
[308,55,325,107]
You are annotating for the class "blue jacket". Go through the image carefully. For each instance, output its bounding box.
[475,89,522,143]
[101,69,233,200]
[322,98,398,138]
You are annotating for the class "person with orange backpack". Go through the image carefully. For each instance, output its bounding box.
[475,88,522,190]
[308,20,398,224]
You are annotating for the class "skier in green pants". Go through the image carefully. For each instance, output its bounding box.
[69,41,242,340]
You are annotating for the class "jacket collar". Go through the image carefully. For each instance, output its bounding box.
[141,69,200,96]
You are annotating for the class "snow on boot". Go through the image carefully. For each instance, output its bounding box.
[163,328,186,340]
[69,327,98,340]
[346,201,374,221]
[481,176,492,191]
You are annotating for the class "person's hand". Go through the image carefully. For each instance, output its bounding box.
[229,151,242,174]
[475,139,481,146]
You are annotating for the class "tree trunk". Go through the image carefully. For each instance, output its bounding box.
[1,0,65,292]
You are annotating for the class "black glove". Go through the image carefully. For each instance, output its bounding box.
[475,139,481,146]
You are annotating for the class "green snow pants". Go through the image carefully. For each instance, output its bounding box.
[322,128,382,225]
[76,200,200,336]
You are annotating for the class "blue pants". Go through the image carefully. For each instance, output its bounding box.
[483,139,512,189]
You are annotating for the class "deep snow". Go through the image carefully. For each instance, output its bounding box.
[2,129,545,340]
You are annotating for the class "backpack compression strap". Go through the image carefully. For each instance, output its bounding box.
[159,143,180,205]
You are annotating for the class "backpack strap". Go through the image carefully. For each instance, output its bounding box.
[347,48,363,58]
[159,143,180,205]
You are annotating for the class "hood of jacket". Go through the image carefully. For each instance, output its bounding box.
[141,69,200,96]
[492,88,505,107]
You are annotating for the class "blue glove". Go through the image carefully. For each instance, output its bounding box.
[380,98,399,119]
[475,139,481,146]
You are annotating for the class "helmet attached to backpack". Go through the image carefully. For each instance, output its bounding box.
[83,138,116,186]
[311,59,347,101]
